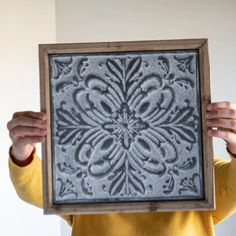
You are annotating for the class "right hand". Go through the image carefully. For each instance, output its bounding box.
[7,111,47,161]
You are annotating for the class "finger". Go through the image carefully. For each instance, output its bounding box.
[7,116,47,131]
[217,127,236,143]
[218,127,236,133]
[207,128,236,144]
[13,136,46,148]
[206,109,236,119]
[207,118,236,131]
[207,101,236,111]
[10,126,47,139]
[12,111,46,120]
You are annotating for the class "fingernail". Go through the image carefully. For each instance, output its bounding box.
[207,104,213,111]
[207,130,212,136]
[207,120,212,125]
[206,112,210,118]
[39,113,46,120]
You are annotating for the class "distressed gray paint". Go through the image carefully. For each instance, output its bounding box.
[49,50,203,204]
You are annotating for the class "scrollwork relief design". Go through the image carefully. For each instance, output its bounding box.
[50,51,203,202]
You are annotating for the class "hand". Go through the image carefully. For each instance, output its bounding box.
[7,111,47,161]
[207,101,236,155]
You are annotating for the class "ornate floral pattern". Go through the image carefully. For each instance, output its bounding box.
[50,51,203,203]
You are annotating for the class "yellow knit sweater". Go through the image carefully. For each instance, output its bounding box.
[9,153,236,236]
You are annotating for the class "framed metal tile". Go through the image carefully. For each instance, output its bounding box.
[39,39,214,214]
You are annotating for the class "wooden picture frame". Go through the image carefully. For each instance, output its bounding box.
[39,38,214,215]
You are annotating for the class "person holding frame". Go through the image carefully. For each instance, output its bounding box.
[7,101,236,236]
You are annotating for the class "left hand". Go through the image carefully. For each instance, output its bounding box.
[207,101,236,155]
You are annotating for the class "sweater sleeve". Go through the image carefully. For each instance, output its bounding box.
[212,154,236,224]
[8,152,73,226]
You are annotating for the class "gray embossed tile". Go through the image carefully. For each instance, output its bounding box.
[49,50,203,204]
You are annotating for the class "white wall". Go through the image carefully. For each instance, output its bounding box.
[56,0,236,235]
[0,0,61,235]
